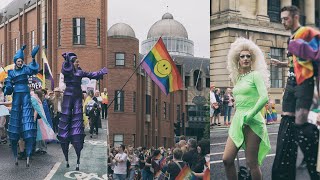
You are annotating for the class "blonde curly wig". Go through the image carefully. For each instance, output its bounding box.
[227,37,270,88]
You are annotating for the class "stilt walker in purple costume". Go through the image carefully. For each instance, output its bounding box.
[58,52,108,171]
[4,45,40,167]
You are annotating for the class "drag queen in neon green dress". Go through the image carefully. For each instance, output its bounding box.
[222,38,271,180]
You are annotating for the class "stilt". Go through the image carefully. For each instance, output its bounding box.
[26,157,30,167]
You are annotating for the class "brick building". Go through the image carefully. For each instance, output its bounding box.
[107,13,210,148]
[0,0,108,88]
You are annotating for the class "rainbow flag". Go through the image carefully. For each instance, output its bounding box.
[176,165,197,180]
[203,168,210,180]
[30,93,56,142]
[42,49,54,89]
[0,64,15,81]
[141,37,183,95]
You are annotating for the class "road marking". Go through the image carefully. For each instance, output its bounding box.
[211,142,226,146]
[211,132,278,146]
[211,150,244,156]
[44,162,62,180]
[268,132,278,135]
[210,153,276,164]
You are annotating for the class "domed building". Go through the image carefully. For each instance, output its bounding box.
[108,23,136,38]
[107,23,139,147]
[141,13,194,56]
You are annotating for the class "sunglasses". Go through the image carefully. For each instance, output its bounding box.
[239,54,251,59]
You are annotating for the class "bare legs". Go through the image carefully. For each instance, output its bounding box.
[223,126,262,180]
[223,137,239,180]
[214,114,220,125]
[243,126,262,180]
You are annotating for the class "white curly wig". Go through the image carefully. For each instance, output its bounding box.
[227,37,270,88]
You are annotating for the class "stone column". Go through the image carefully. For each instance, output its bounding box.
[257,0,270,21]
[305,0,315,26]
[218,0,240,18]
[211,0,220,15]
[280,0,291,8]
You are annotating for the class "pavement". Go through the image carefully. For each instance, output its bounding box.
[0,119,108,180]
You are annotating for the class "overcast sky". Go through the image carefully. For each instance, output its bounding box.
[0,0,210,58]
[0,0,13,11]
[108,0,209,58]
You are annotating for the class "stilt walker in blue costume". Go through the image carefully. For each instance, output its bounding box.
[4,45,40,167]
[58,52,108,171]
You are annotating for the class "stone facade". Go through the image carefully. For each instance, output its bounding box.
[210,0,320,114]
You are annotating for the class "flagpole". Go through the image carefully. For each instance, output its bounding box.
[195,57,204,93]
[106,37,162,110]
[42,49,46,89]
[106,53,147,110]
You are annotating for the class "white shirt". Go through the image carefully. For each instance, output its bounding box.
[210,91,216,105]
[57,100,61,112]
[114,152,128,174]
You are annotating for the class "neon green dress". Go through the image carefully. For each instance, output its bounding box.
[228,71,271,165]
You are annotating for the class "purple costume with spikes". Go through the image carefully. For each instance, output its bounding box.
[57,52,107,170]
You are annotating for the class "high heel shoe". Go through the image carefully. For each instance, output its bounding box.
[75,164,79,171]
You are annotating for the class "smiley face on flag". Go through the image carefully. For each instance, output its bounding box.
[154,59,172,78]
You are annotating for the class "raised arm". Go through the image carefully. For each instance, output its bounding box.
[244,71,269,123]
[26,45,40,76]
[82,67,108,80]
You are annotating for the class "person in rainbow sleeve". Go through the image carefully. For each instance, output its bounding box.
[4,45,40,167]
[58,52,108,171]
[271,5,320,180]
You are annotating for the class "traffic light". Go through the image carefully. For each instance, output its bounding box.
[174,121,181,136]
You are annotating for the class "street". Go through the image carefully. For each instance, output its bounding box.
[210,124,278,180]
[0,120,108,180]
[210,123,311,180]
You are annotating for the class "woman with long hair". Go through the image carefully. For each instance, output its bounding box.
[222,38,271,180]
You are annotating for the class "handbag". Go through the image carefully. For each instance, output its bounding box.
[212,103,219,109]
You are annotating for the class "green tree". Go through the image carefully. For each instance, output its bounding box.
[202,93,210,140]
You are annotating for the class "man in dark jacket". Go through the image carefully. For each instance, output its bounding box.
[182,138,199,170]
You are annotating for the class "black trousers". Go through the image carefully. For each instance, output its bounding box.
[90,118,98,135]
[101,104,108,119]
